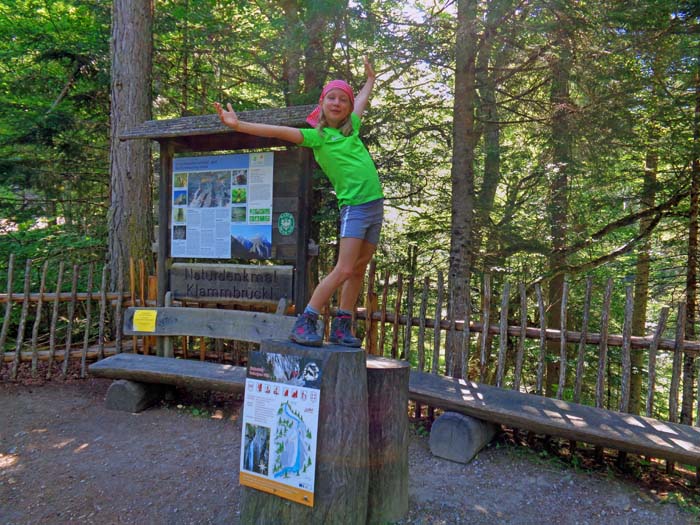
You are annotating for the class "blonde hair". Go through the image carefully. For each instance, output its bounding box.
[316,109,354,137]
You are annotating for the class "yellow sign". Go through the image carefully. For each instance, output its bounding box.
[132,310,157,332]
[240,471,314,507]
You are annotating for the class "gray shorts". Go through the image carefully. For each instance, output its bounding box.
[339,198,384,245]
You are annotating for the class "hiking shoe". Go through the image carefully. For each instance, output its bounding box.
[289,313,323,347]
[329,314,362,347]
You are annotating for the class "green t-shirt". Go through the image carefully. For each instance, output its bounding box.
[299,113,384,208]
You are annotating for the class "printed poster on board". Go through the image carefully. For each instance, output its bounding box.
[239,351,322,507]
[171,153,273,259]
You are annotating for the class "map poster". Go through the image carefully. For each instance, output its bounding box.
[171,153,274,259]
[239,351,322,507]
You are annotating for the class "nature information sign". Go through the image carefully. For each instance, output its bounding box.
[239,350,321,507]
[171,153,274,259]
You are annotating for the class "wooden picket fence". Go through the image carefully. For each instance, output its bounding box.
[1,254,699,431]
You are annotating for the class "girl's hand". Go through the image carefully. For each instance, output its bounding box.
[363,56,376,82]
[214,102,239,130]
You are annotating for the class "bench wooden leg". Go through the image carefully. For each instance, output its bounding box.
[105,379,170,413]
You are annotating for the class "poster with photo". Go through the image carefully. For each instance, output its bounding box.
[239,351,321,507]
[171,153,274,259]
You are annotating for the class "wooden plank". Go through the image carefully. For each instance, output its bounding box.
[432,271,443,374]
[97,266,108,361]
[417,277,429,372]
[30,260,49,377]
[123,307,296,342]
[11,259,32,380]
[62,265,80,377]
[364,260,377,354]
[619,285,634,413]
[447,277,456,376]
[596,279,614,408]
[402,275,415,362]
[378,271,390,356]
[0,253,15,371]
[391,274,403,359]
[535,283,546,394]
[670,302,686,424]
[513,283,527,391]
[80,264,95,377]
[556,280,569,400]
[496,282,510,388]
[46,261,64,379]
[480,273,491,382]
[89,353,246,393]
[461,282,471,381]
[169,263,294,305]
[573,276,593,403]
[646,307,669,417]
[408,370,700,466]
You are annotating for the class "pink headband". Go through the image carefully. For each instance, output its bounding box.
[306,79,355,127]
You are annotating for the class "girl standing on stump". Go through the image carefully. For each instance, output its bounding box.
[215,57,383,347]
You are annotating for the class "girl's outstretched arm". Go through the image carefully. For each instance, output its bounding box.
[353,57,376,118]
[214,102,304,145]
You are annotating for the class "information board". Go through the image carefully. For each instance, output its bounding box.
[239,350,321,507]
[171,153,274,259]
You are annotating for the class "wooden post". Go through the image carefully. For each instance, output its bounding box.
[366,356,409,525]
[496,281,510,388]
[513,283,527,391]
[0,254,15,372]
[480,273,491,383]
[80,263,95,378]
[10,259,32,380]
[646,307,669,417]
[62,264,80,377]
[97,265,109,361]
[46,261,64,379]
[535,283,546,395]
[30,260,49,377]
[573,276,593,403]
[556,279,569,400]
[432,270,443,374]
[240,340,369,524]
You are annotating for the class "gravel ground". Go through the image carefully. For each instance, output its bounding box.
[1,374,698,525]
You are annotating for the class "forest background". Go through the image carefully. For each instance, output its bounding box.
[0,0,699,413]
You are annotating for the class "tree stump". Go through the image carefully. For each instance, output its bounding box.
[366,356,409,525]
[429,411,498,464]
[240,340,369,524]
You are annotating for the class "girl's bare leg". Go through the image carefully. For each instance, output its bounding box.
[339,240,377,312]
[307,237,365,312]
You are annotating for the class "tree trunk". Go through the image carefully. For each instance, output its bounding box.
[681,62,700,425]
[447,0,478,378]
[545,32,572,397]
[108,0,154,289]
[630,152,656,414]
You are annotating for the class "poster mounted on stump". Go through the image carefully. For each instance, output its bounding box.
[171,153,274,259]
[240,350,321,507]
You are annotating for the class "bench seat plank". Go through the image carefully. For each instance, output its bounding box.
[123,307,297,342]
[409,371,700,466]
[89,353,246,393]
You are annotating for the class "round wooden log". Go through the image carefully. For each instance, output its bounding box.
[104,379,169,413]
[240,340,369,524]
[429,411,498,464]
[366,355,409,525]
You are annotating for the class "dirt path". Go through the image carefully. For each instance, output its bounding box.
[1,378,697,525]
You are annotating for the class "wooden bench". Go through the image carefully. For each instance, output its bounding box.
[409,371,700,467]
[89,305,296,410]
[90,305,700,467]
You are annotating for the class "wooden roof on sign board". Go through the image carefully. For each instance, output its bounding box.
[119,104,317,152]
